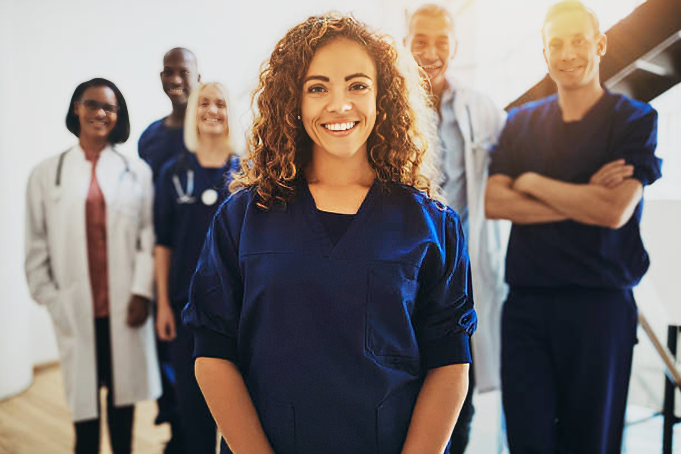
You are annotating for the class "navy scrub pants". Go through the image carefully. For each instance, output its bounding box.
[501,287,638,454]
[170,304,217,454]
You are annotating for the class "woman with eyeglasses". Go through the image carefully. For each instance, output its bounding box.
[183,15,475,454]
[153,81,239,454]
[25,78,160,454]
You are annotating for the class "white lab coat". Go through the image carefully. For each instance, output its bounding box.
[443,80,511,392]
[24,144,161,422]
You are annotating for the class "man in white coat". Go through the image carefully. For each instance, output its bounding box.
[24,78,161,453]
[405,5,509,453]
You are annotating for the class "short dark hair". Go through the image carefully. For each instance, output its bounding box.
[65,78,130,144]
[542,1,600,42]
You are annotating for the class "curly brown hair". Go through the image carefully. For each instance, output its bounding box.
[232,12,439,209]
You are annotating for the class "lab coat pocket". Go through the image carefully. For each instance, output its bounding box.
[261,397,295,454]
[366,265,420,366]
[376,380,420,454]
[46,287,75,338]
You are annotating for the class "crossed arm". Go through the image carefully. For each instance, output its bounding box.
[485,159,643,229]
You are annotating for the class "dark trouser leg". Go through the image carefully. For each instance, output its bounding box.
[552,289,637,454]
[449,358,476,454]
[74,418,100,454]
[156,340,179,423]
[95,317,134,454]
[155,303,184,453]
[106,390,134,454]
[501,290,558,454]
[170,305,217,454]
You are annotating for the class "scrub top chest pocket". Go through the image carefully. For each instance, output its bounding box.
[366,263,420,367]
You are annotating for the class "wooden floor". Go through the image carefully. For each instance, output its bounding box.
[3,364,678,454]
[0,363,171,454]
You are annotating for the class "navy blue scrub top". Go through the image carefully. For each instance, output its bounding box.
[154,152,240,309]
[138,118,190,180]
[490,90,661,289]
[183,180,476,454]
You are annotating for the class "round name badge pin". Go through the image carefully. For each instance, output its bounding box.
[201,188,218,206]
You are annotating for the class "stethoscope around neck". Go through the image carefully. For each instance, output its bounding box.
[171,152,231,206]
[54,147,135,187]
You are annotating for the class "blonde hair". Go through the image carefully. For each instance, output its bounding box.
[542,0,600,42]
[184,82,237,153]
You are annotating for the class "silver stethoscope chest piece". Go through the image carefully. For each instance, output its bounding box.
[201,188,218,206]
[173,170,196,204]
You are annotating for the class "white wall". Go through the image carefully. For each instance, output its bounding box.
[0,0,34,402]
[0,0,464,396]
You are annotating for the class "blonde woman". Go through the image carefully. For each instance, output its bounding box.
[154,82,239,454]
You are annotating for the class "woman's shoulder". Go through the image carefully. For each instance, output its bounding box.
[216,186,257,218]
[30,145,78,178]
[381,183,463,243]
[384,183,452,216]
[381,182,461,230]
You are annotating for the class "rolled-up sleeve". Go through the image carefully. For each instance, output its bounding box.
[415,208,477,370]
[182,195,245,364]
[613,106,661,187]
[489,109,520,179]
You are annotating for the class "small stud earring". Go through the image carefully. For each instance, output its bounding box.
[297,115,301,120]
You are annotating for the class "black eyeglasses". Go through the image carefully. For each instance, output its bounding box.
[80,100,120,113]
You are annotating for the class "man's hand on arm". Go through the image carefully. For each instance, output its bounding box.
[589,159,634,188]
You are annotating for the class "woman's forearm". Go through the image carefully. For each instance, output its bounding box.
[154,245,172,307]
[401,364,469,454]
[195,357,275,454]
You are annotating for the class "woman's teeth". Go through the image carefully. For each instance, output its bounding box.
[204,118,221,122]
[323,122,357,131]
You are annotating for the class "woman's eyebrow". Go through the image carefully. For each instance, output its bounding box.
[345,73,372,81]
[304,75,330,83]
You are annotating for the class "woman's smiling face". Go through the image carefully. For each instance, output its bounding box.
[74,86,118,141]
[196,84,229,137]
[301,37,377,161]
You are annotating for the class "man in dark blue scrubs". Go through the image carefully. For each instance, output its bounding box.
[485,2,661,453]
[139,47,201,179]
[138,47,201,454]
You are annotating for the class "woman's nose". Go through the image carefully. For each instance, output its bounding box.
[326,90,351,113]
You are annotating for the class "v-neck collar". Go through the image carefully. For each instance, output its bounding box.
[300,178,378,259]
[554,89,612,126]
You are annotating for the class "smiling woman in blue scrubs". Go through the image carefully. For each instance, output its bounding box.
[154,82,239,454]
[182,14,476,454]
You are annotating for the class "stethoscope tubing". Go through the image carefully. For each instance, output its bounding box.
[54,148,134,187]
